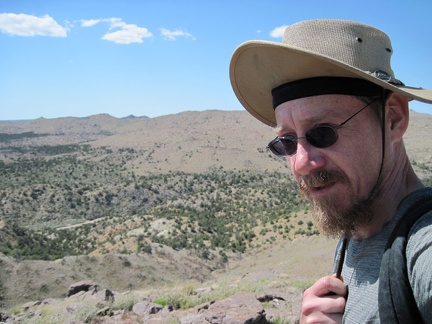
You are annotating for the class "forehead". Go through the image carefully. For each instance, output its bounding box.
[274,94,362,129]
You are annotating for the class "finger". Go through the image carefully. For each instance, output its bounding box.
[303,311,344,324]
[302,292,346,316]
[307,276,347,297]
[323,293,347,313]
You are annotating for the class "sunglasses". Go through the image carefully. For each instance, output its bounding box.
[268,98,379,157]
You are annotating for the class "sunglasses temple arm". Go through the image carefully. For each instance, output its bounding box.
[339,98,378,127]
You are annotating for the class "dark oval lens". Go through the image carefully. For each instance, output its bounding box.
[306,125,338,148]
[273,143,287,156]
[279,137,297,156]
[269,140,286,156]
[268,139,284,156]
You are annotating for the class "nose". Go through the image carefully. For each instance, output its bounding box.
[290,139,325,176]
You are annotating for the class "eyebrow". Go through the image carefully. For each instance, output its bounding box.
[274,110,337,135]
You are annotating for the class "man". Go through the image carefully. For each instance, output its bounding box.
[230,19,432,323]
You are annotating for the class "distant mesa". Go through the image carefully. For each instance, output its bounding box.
[122,115,149,119]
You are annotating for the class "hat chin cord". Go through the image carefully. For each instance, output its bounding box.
[363,92,388,210]
[378,93,387,182]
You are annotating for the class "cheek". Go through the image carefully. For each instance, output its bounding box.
[356,129,383,169]
[338,140,382,192]
[340,121,382,161]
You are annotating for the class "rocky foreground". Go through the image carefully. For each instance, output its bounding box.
[1,234,337,324]
[1,279,302,323]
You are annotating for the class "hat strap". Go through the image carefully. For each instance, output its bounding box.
[272,77,384,109]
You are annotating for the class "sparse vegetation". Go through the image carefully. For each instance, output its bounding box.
[0,158,316,260]
[0,131,49,142]
[111,293,140,311]
[0,110,431,320]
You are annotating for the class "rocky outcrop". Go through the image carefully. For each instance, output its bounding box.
[2,283,302,323]
[1,289,300,324]
[168,292,267,323]
[67,280,97,297]
[115,291,298,323]
[0,274,302,324]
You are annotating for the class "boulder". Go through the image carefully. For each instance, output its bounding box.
[0,312,10,322]
[203,292,266,323]
[67,280,97,297]
[132,300,162,317]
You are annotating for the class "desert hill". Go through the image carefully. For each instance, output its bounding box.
[2,109,430,172]
[0,109,431,321]
[0,110,289,174]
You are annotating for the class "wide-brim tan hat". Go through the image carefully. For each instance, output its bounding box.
[230,19,432,127]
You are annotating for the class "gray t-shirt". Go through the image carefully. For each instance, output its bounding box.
[334,187,432,323]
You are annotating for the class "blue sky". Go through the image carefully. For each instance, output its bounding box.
[1,0,432,120]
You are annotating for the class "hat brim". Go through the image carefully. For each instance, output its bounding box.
[230,40,432,127]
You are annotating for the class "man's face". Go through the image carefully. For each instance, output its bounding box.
[274,94,383,237]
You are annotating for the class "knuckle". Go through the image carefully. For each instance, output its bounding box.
[301,298,319,317]
[321,275,333,289]
[301,301,314,317]
[302,286,313,298]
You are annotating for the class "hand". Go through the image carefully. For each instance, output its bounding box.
[300,275,347,323]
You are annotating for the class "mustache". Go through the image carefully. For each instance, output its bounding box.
[299,169,349,194]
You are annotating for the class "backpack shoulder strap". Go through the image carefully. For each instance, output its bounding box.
[378,197,432,323]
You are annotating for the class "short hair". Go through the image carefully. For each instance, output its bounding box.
[355,91,390,123]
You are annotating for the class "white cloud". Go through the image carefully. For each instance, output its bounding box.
[80,18,124,28]
[81,19,101,27]
[270,25,288,38]
[79,18,195,44]
[0,13,67,37]
[102,24,152,44]
[160,28,196,41]
[81,17,152,44]
[105,18,125,29]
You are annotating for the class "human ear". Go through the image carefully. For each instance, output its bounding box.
[385,92,409,143]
